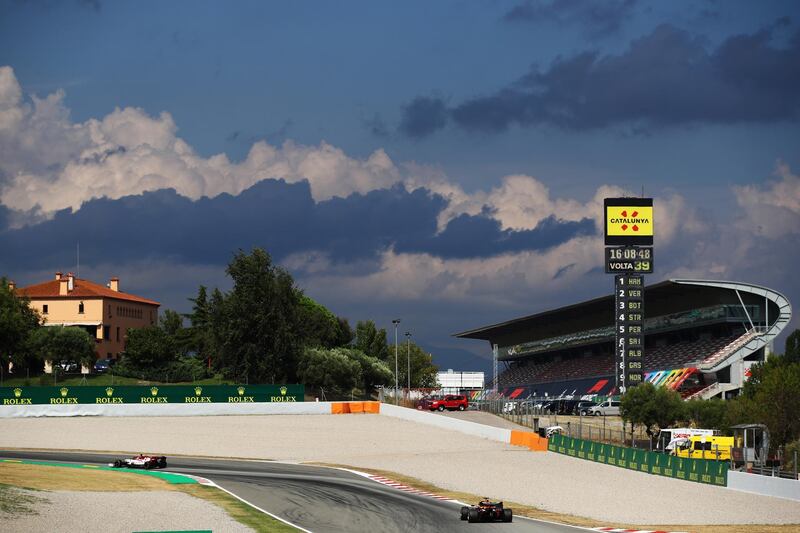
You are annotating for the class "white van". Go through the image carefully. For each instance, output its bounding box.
[656,428,718,453]
[587,399,620,416]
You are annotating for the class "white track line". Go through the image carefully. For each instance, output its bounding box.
[165,471,311,532]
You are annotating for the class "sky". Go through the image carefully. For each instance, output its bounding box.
[1,0,799,372]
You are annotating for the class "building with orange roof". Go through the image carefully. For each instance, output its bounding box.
[13,272,160,361]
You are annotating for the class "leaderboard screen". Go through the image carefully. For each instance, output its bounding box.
[615,274,645,393]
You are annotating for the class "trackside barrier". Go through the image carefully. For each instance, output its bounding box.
[378,404,547,452]
[0,385,304,405]
[331,401,381,414]
[548,434,727,486]
[0,401,329,418]
[510,430,548,451]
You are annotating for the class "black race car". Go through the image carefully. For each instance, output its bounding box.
[460,499,513,523]
[109,454,167,469]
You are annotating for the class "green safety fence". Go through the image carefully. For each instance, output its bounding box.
[548,434,727,486]
[0,384,304,406]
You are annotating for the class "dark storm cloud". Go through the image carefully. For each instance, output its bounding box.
[503,0,637,38]
[400,22,800,136]
[400,214,595,259]
[398,96,449,139]
[0,179,595,273]
[0,205,9,232]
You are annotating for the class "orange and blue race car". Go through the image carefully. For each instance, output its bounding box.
[460,498,513,523]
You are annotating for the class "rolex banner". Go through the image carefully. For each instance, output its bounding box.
[0,385,304,405]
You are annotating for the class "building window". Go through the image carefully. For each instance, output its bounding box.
[116,327,120,342]
[43,304,48,314]
[79,302,84,314]
[103,325,110,340]
[109,305,112,317]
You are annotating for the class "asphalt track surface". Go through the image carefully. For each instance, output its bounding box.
[1,450,592,533]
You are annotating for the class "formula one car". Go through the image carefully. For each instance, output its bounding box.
[109,454,167,470]
[460,499,513,523]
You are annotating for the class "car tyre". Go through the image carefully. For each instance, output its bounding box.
[503,509,513,522]
[460,506,469,521]
[437,405,445,412]
[158,457,167,468]
[595,411,602,416]
[458,405,465,411]
[113,459,122,468]
[467,509,479,523]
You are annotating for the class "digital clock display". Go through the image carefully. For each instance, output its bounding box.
[605,247,654,274]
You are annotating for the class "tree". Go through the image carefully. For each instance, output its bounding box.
[397,342,439,388]
[336,317,354,347]
[184,286,214,365]
[354,320,388,360]
[683,398,728,430]
[620,383,684,439]
[26,327,95,369]
[160,309,193,356]
[215,248,303,383]
[785,329,800,364]
[160,309,184,337]
[0,277,41,377]
[297,295,344,349]
[341,348,393,393]
[740,358,800,450]
[124,326,178,369]
[298,347,361,398]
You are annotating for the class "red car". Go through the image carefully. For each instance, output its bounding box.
[423,394,468,412]
[109,454,167,470]
[460,499,513,523]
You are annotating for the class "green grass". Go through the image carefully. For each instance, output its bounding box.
[0,483,48,517]
[0,374,234,387]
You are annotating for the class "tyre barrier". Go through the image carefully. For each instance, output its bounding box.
[548,434,728,486]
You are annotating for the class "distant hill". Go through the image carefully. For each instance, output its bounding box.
[428,344,492,375]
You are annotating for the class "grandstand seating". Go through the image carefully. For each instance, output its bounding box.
[498,333,741,387]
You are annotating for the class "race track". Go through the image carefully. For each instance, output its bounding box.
[1,450,591,533]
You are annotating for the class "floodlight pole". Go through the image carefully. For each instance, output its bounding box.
[405,331,412,395]
[392,319,401,404]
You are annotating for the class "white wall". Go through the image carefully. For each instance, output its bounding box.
[0,402,332,418]
[380,403,510,443]
[727,470,800,502]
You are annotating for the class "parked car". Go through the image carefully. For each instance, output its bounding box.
[586,399,621,416]
[544,425,564,438]
[574,401,598,415]
[426,394,468,412]
[93,358,116,373]
[58,360,79,373]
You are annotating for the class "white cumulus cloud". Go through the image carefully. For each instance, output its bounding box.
[0,66,401,214]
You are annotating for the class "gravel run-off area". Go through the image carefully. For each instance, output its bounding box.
[2,489,254,533]
[2,413,799,525]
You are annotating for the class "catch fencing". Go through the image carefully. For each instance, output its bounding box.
[474,398,649,447]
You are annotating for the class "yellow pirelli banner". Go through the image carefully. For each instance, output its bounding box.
[604,197,654,245]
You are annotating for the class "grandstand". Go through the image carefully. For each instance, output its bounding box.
[455,280,792,401]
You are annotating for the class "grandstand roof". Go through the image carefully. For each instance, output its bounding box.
[454,279,789,350]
